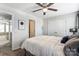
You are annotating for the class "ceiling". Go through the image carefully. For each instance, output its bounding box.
[2,3,79,19]
[0,13,12,20]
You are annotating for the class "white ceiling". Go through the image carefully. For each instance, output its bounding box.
[2,3,79,19]
[0,13,12,20]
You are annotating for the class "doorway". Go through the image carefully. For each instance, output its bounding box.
[29,20,35,38]
[0,13,12,51]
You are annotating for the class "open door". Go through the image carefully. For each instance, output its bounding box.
[29,20,35,38]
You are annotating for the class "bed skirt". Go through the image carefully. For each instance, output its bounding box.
[24,49,34,56]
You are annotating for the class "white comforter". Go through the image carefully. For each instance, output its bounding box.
[21,36,65,56]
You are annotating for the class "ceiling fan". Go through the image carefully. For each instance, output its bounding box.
[33,3,58,15]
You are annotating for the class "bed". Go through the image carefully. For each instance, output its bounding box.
[0,40,9,47]
[0,34,9,48]
[21,36,65,56]
[64,37,79,56]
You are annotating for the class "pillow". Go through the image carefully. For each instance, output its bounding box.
[61,36,70,44]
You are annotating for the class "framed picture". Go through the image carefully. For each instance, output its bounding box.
[18,20,25,30]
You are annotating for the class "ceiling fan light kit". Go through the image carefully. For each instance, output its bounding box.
[42,8,48,12]
[33,3,58,15]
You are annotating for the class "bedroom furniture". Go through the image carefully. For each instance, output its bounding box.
[61,35,78,44]
[0,40,9,48]
[64,38,79,56]
[69,28,77,34]
[0,33,9,47]
[21,36,64,56]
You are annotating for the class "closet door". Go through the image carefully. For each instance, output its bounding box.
[48,19,65,36]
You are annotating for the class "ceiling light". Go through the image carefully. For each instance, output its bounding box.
[42,8,48,12]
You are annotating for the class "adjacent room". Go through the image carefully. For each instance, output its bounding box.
[0,3,79,56]
[0,13,12,54]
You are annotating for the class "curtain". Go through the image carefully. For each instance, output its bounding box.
[75,11,79,29]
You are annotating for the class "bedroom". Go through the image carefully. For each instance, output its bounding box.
[0,3,79,56]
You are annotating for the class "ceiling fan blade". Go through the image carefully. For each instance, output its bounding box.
[47,3,54,7]
[36,3,44,7]
[48,8,58,11]
[33,9,42,12]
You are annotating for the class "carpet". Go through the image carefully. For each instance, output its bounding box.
[0,48,26,56]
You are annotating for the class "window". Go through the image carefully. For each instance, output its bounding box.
[6,24,9,32]
[0,23,4,32]
[6,24,12,32]
[0,23,11,32]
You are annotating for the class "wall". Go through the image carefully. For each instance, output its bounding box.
[12,15,43,50]
[43,12,77,37]
[43,19,48,35]
[12,10,43,50]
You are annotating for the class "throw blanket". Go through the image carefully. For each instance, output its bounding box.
[64,38,79,56]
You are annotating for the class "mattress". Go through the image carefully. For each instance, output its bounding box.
[21,36,65,56]
[0,40,9,47]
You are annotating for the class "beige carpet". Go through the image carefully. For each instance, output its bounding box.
[0,48,26,56]
[0,43,26,56]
